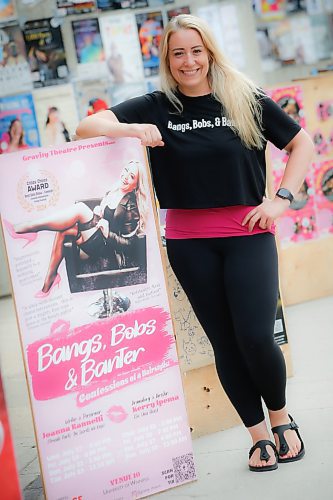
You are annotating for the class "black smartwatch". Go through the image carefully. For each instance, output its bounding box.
[275,188,294,204]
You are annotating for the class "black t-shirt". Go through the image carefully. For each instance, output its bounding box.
[111,91,301,209]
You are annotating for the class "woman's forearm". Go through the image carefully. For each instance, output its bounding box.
[76,110,164,147]
[76,110,133,139]
[278,129,315,196]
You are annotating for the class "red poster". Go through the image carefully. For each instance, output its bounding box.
[0,371,22,499]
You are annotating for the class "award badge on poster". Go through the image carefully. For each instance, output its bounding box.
[0,137,196,499]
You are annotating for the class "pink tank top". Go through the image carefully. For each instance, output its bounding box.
[165,206,275,239]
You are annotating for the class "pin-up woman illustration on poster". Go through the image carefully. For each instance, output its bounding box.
[4,159,149,297]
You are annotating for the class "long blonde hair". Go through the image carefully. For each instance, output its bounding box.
[129,159,149,232]
[159,14,265,149]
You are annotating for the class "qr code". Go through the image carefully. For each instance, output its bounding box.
[172,453,196,483]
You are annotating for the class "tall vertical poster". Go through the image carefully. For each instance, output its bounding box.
[33,84,79,146]
[100,12,144,84]
[0,24,32,96]
[0,93,40,154]
[0,137,196,499]
[23,18,69,88]
[72,18,106,79]
[135,11,164,77]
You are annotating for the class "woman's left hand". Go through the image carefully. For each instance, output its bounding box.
[242,197,290,232]
[96,218,109,238]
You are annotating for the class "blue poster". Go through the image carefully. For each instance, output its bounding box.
[0,93,40,154]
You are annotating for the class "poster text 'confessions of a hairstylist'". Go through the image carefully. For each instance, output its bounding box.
[0,137,196,499]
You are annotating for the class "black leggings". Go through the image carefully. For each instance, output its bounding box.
[166,233,286,428]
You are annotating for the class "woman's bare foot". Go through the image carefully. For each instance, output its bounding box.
[269,408,302,460]
[247,420,277,469]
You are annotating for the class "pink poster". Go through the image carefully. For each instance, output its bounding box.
[313,159,333,234]
[272,167,317,245]
[0,137,196,499]
[267,85,306,166]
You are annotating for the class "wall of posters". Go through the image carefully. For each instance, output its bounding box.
[0,136,196,499]
[100,12,145,84]
[33,84,79,146]
[0,93,40,154]
[136,11,164,77]
[23,18,68,88]
[0,369,22,499]
[0,25,32,96]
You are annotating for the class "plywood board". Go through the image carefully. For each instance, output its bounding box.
[182,344,292,439]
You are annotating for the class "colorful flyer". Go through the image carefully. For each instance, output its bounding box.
[74,78,111,119]
[0,0,17,23]
[267,85,306,129]
[0,25,32,96]
[72,18,105,64]
[97,0,131,9]
[33,84,79,146]
[266,85,306,165]
[136,11,164,77]
[0,93,40,154]
[254,0,286,19]
[148,0,174,6]
[0,137,196,499]
[0,369,22,499]
[313,159,333,234]
[167,6,190,20]
[23,18,69,88]
[317,99,333,121]
[72,18,106,79]
[100,12,144,84]
[56,0,96,14]
[272,167,318,245]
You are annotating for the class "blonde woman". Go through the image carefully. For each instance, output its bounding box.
[5,160,148,297]
[76,15,314,472]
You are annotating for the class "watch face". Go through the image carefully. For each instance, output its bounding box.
[277,188,293,202]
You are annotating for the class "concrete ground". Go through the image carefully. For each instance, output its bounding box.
[0,294,332,500]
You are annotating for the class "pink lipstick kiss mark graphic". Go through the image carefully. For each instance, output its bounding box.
[107,406,128,423]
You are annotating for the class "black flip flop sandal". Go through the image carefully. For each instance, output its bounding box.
[248,439,278,472]
[271,414,305,463]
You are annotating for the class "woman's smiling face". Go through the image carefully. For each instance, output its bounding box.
[120,162,139,192]
[168,28,211,96]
